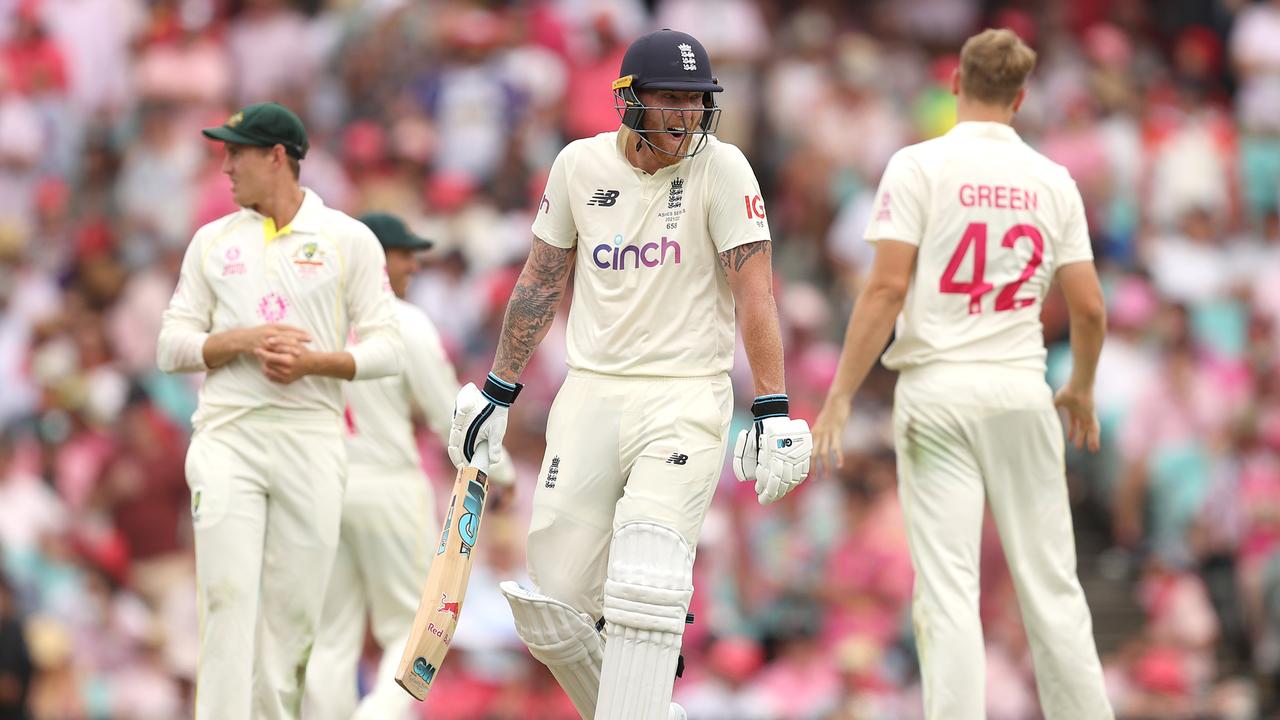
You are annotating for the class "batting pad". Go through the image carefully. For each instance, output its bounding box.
[500,580,603,719]
[597,522,694,720]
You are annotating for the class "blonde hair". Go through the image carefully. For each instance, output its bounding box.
[959,29,1037,107]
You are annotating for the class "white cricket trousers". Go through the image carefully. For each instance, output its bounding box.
[893,363,1113,720]
[185,409,346,720]
[526,370,733,619]
[305,465,436,720]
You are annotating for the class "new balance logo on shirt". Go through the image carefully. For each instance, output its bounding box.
[587,189,620,207]
[666,453,689,465]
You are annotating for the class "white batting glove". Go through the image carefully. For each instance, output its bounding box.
[732,395,812,505]
[448,373,522,470]
[487,452,517,486]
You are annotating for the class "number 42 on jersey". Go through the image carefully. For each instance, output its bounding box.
[939,221,1044,314]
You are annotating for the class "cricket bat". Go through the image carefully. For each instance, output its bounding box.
[395,441,491,700]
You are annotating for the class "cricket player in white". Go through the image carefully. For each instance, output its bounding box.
[447,29,812,720]
[302,212,513,719]
[812,30,1113,719]
[157,103,403,720]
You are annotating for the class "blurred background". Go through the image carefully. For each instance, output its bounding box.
[0,0,1276,718]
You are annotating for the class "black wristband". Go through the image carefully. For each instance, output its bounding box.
[750,394,789,420]
[481,373,523,407]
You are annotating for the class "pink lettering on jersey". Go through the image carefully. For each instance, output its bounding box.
[745,194,766,219]
[223,246,246,276]
[958,184,1039,210]
[876,191,892,221]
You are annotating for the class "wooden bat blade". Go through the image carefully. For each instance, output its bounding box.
[394,461,489,700]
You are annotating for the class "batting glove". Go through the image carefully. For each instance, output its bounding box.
[732,394,812,505]
[448,373,522,470]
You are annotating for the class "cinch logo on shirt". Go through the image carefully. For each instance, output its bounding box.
[592,235,682,270]
[587,189,620,207]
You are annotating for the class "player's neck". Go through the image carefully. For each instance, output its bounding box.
[955,98,1016,125]
[621,126,680,175]
[253,183,306,228]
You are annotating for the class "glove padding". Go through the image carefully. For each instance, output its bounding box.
[733,417,812,505]
[448,382,508,470]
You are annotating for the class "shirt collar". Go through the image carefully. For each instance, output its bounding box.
[945,121,1023,143]
[253,188,325,241]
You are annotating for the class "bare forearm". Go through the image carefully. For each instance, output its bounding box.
[827,286,903,404]
[491,241,574,381]
[720,241,785,396]
[738,290,786,396]
[202,329,249,369]
[1067,312,1105,391]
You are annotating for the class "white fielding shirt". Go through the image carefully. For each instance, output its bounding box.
[864,122,1094,373]
[532,131,769,377]
[343,299,457,470]
[157,189,403,431]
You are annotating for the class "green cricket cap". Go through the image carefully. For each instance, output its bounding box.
[358,212,434,251]
[202,102,309,159]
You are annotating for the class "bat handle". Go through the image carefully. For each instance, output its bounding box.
[470,440,490,474]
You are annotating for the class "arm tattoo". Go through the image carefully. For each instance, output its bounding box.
[492,240,575,380]
[718,241,770,273]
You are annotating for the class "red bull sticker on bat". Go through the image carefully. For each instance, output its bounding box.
[437,594,460,620]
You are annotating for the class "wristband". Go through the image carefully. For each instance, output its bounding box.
[482,372,523,407]
[750,393,788,420]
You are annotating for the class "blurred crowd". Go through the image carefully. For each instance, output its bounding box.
[0,0,1278,718]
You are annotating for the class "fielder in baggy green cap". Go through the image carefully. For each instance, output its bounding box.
[203,102,309,159]
[358,212,434,251]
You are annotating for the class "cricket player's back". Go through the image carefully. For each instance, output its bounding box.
[865,121,1094,375]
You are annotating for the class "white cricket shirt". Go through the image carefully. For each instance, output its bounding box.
[532,131,769,377]
[864,122,1094,373]
[157,188,403,431]
[343,299,458,470]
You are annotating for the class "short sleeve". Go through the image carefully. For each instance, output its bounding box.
[706,143,771,253]
[863,150,927,246]
[531,146,578,249]
[1055,179,1094,268]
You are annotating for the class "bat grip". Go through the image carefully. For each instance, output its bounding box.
[469,440,490,474]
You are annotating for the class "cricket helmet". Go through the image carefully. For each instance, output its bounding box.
[613,29,722,158]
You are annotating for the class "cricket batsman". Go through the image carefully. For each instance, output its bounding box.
[157,103,403,719]
[302,212,513,719]
[811,30,1114,719]
[447,29,812,719]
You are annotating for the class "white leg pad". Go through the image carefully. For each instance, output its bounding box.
[500,580,603,719]
[596,522,694,720]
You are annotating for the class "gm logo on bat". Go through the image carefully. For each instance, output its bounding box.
[777,438,800,449]
[458,478,486,556]
[436,496,456,556]
[413,657,437,685]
